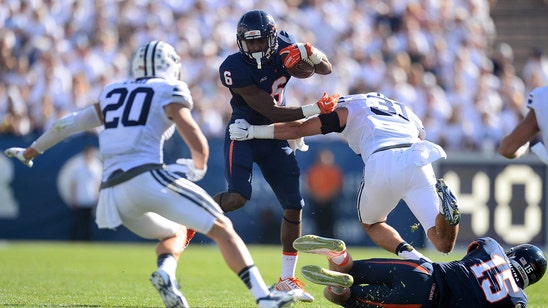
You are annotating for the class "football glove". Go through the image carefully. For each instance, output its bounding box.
[229,119,253,140]
[174,158,207,182]
[229,119,275,140]
[279,42,323,68]
[4,147,33,167]
[287,137,309,152]
[302,92,340,117]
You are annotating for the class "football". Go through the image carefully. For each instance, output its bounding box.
[281,54,315,79]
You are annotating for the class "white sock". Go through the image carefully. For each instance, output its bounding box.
[239,265,270,299]
[280,252,297,279]
[157,254,177,278]
[329,251,349,266]
[398,248,432,262]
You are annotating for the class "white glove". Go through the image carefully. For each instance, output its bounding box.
[229,119,275,140]
[4,147,33,167]
[287,137,309,152]
[175,158,207,182]
[229,119,254,140]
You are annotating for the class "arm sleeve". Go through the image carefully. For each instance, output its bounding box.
[31,104,102,153]
[319,112,344,134]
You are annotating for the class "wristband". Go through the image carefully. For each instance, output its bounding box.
[309,46,324,65]
[297,44,308,61]
[302,104,321,117]
[252,124,275,139]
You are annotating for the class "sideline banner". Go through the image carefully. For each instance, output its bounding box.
[436,153,546,247]
[0,134,545,248]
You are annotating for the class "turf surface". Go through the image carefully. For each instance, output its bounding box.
[0,241,546,307]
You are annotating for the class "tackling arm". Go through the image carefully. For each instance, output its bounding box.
[229,107,347,141]
[234,87,338,121]
[4,103,103,167]
[498,110,539,159]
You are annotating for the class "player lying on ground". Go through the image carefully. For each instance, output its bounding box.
[294,235,546,307]
[230,92,460,261]
[4,40,301,308]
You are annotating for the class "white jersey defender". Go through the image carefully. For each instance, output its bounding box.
[98,78,192,182]
[336,93,448,229]
[94,77,220,234]
[337,93,425,159]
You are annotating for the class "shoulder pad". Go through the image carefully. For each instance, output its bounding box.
[278,31,296,44]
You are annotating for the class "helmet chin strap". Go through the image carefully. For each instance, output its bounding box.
[251,52,263,69]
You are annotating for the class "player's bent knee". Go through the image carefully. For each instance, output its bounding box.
[323,287,349,305]
[215,192,247,212]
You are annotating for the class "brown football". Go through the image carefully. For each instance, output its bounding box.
[281,54,315,79]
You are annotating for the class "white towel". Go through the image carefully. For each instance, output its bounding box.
[411,140,447,166]
[95,188,122,229]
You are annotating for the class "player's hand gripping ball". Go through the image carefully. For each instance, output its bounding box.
[279,43,315,79]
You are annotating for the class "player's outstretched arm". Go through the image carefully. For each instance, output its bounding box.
[3,103,103,167]
[234,87,339,122]
[230,93,341,141]
[499,110,538,159]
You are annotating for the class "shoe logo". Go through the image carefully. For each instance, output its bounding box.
[260,76,268,83]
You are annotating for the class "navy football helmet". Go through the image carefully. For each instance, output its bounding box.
[236,10,278,69]
[506,244,546,289]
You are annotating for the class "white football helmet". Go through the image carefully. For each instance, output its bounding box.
[131,40,181,80]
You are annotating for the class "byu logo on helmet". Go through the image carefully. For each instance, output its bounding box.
[131,40,181,80]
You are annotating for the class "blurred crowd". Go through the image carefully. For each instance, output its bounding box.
[2,0,548,152]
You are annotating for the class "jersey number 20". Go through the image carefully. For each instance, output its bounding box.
[102,87,153,129]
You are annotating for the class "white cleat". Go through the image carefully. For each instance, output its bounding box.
[256,289,302,308]
[150,269,189,308]
[300,265,353,288]
[293,235,346,258]
[274,277,314,302]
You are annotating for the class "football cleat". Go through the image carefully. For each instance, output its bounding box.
[436,178,460,226]
[256,289,302,308]
[150,269,189,308]
[300,265,354,288]
[293,235,346,258]
[274,277,314,302]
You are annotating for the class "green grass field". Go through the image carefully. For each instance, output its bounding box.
[0,241,546,307]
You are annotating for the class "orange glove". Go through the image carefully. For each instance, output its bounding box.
[280,42,322,68]
[316,92,340,114]
[301,92,340,117]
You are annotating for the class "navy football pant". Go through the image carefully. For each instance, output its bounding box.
[345,258,435,308]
